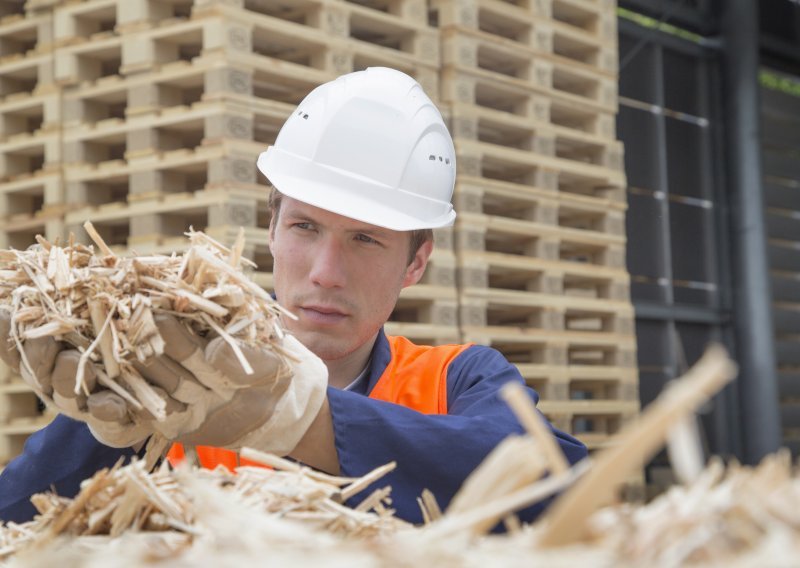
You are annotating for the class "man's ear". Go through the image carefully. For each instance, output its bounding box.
[268,214,276,254]
[402,239,433,288]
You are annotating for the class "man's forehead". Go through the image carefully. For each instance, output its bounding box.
[281,196,398,237]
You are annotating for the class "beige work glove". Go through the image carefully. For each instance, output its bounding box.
[140,315,328,455]
[0,309,151,448]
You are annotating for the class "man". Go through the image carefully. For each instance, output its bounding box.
[0,67,586,524]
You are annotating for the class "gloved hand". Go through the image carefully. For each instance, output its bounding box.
[0,309,151,448]
[140,315,328,456]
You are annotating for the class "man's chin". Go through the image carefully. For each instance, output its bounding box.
[289,328,349,360]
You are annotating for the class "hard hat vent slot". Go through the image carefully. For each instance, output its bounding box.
[296,110,310,119]
[429,154,452,165]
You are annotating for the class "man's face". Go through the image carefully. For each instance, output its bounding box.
[269,196,431,362]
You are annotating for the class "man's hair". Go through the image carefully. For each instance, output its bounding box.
[269,188,432,266]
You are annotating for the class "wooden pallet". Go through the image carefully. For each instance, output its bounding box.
[457,250,630,302]
[108,4,438,86]
[522,362,637,401]
[455,210,626,270]
[454,136,625,201]
[441,27,617,111]
[61,96,279,171]
[441,66,616,140]
[0,50,55,101]
[54,0,193,42]
[541,398,639,451]
[392,282,459,328]
[0,91,61,144]
[62,188,271,250]
[215,0,430,26]
[384,321,462,345]
[0,11,53,58]
[216,3,440,96]
[454,177,626,238]
[458,288,634,335]
[0,378,57,466]
[0,129,60,182]
[0,211,64,249]
[461,326,635,365]
[0,170,61,216]
[448,103,624,174]
[64,138,268,210]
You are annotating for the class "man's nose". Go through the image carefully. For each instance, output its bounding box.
[308,237,347,289]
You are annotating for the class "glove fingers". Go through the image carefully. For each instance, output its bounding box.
[21,336,61,395]
[154,314,208,361]
[0,310,20,371]
[205,338,286,387]
[177,382,290,448]
[133,356,184,394]
[52,350,97,397]
[133,385,186,422]
[88,390,132,424]
[133,355,208,404]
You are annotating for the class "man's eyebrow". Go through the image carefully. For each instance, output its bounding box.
[282,211,317,223]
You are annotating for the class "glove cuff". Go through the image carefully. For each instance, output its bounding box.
[231,335,328,456]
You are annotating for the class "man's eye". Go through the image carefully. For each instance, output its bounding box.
[356,234,378,244]
[293,222,312,230]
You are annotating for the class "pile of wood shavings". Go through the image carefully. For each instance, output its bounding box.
[3,452,799,567]
[0,222,292,420]
[584,450,800,566]
[0,448,406,565]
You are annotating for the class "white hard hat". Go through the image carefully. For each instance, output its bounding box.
[257,67,456,231]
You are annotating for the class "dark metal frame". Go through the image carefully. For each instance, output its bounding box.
[618,0,799,463]
[617,10,742,461]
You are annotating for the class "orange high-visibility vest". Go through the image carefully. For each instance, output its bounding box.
[166,336,473,470]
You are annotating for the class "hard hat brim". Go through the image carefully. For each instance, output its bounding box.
[259,148,456,232]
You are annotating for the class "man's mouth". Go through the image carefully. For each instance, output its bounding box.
[299,305,348,325]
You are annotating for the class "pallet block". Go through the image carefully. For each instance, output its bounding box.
[551,0,617,42]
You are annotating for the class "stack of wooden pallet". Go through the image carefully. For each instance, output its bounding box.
[0,2,61,470]
[429,0,637,451]
[0,0,635,467]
